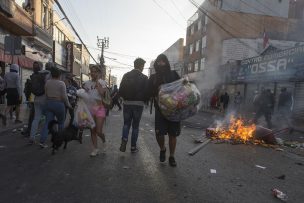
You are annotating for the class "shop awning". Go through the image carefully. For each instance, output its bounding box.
[0,48,34,68]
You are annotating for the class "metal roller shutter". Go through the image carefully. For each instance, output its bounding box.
[293,82,304,120]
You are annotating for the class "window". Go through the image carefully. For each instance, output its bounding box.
[196,40,200,52]
[202,36,207,55]
[200,58,205,70]
[194,60,199,72]
[198,20,202,30]
[188,63,192,72]
[190,25,194,35]
[189,44,193,55]
[205,16,208,25]
[42,4,48,29]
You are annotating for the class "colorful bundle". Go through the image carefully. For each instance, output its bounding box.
[74,99,96,129]
[158,78,201,122]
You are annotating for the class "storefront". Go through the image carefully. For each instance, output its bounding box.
[227,45,304,120]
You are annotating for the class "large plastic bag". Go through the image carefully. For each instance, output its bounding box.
[76,89,97,106]
[158,78,201,122]
[74,99,95,129]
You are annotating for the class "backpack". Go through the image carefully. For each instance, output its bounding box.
[24,79,32,101]
[102,88,113,109]
[30,73,46,96]
[0,76,6,95]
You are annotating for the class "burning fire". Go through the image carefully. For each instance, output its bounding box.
[215,116,256,142]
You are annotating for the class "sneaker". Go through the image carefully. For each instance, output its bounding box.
[131,146,139,153]
[90,149,99,157]
[169,156,177,167]
[119,139,127,152]
[39,143,48,148]
[160,148,166,162]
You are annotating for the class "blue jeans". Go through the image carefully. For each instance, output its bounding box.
[30,100,46,140]
[40,100,66,143]
[122,105,144,147]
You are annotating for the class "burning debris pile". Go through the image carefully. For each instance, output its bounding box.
[206,116,274,145]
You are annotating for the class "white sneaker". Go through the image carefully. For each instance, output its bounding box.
[90,149,99,157]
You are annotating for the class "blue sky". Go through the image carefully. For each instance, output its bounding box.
[58,0,203,82]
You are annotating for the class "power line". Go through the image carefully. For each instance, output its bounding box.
[189,0,259,54]
[152,0,185,31]
[170,0,187,21]
[54,0,98,64]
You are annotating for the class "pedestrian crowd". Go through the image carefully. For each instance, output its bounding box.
[0,53,181,167]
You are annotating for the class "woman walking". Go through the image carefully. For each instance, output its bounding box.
[39,67,72,148]
[83,65,107,157]
[1,64,22,125]
[147,54,181,167]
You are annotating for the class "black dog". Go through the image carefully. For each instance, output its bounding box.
[48,120,80,155]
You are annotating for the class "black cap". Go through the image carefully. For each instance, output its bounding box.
[134,58,146,68]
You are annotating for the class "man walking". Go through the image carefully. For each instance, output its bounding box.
[119,58,148,153]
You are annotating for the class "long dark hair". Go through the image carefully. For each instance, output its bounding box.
[154,54,171,74]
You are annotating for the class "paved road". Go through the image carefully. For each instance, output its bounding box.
[0,109,303,202]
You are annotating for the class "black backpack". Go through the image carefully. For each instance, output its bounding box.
[119,72,138,100]
[24,79,32,101]
[30,73,46,96]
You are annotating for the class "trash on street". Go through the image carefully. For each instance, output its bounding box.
[210,169,217,174]
[272,188,288,201]
[255,165,266,169]
[188,139,211,156]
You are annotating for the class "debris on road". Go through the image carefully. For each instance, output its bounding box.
[255,165,266,169]
[210,169,217,174]
[272,188,288,201]
[84,134,90,137]
[275,148,284,152]
[275,138,284,145]
[188,139,211,156]
[123,166,129,169]
[0,145,7,149]
[276,175,286,180]
[295,162,303,166]
[12,129,17,133]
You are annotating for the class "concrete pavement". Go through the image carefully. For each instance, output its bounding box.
[0,109,304,202]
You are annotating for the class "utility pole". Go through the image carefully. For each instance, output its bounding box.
[97,36,109,81]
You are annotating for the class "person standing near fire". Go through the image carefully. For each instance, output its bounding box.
[253,88,273,129]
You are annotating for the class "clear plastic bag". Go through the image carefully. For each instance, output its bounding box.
[158,78,201,122]
[74,99,96,129]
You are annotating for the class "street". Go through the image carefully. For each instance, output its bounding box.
[0,109,303,203]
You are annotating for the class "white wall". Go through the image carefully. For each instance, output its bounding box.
[222,38,304,65]
[222,0,289,18]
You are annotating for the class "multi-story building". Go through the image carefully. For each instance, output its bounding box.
[0,0,54,102]
[162,38,184,76]
[185,0,304,79]
[185,0,304,119]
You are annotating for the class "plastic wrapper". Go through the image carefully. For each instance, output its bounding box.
[158,78,201,122]
[74,99,95,129]
[76,89,97,106]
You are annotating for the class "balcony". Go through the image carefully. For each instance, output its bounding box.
[27,25,53,52]
[0,1,33,36]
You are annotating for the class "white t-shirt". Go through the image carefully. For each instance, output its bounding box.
[83,79,107,101]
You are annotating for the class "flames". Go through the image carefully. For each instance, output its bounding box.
[214,116,256,142]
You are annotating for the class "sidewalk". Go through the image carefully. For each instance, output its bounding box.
[0,104,29,134]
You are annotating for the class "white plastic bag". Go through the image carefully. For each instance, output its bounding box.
[74,99,95,129]
[158,78,201,122]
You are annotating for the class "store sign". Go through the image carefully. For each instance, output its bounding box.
[234,46,304,82]
[66,42,74,72]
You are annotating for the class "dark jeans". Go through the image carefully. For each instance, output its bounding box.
[25,102,35,134]
[122,105,144,147]
[254,108,272,129]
